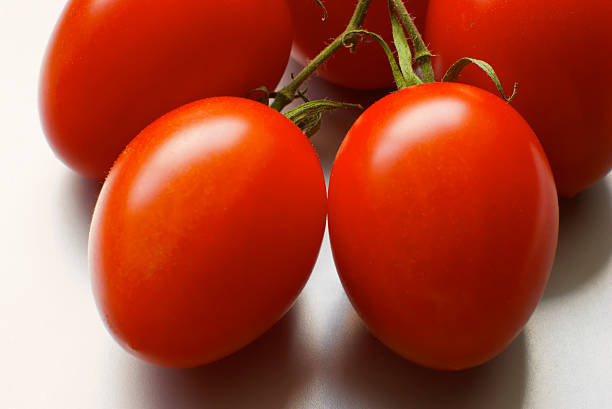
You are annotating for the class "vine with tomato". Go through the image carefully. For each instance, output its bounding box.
[39,0,611,372]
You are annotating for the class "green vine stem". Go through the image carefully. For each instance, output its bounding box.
[389,0,434,83]
[270,0,373,112]
[387,10,423,87]
[384,1,516,101]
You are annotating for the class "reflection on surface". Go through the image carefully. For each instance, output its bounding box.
[134,303,313,409]
[327,306,528,409]
[544,180,612,299]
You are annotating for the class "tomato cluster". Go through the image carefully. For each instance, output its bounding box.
[40,0,607,371]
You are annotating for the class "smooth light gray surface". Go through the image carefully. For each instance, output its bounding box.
[1,2,611,408]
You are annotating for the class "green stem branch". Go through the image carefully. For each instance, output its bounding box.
[270,0,373,111]
[389,0,434,83]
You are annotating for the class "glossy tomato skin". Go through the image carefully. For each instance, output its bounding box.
[89,97,327,368]
[425,0,612,197]
[328,83,558,370]
[287,0,428,90]
[40,0,292,180]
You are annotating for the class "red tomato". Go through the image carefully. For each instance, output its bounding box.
[425,0,612,197]
[40,0,292,180]
[88,97,327,368]
[328,83,558,370]
[287,0,428,90]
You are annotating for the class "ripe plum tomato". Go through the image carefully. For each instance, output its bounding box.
[328,83,559,370]
[425,0,612,197]
[40,0,292,180]
[287,0,428,90]
[88,97,327,368]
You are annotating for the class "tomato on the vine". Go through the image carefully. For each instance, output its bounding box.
[287,0,428,90]
[40,0,292,180]
[425,0,612,197]
[89,97,327,368]
[328,83,558,370]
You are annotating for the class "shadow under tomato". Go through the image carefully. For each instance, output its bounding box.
[62,171,102,224]
[543,178,612,300]
[327,305,528,409]
[57,171,103,276]
[137,302,313,409]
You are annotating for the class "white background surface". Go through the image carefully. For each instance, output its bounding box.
[2,1,612,408]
